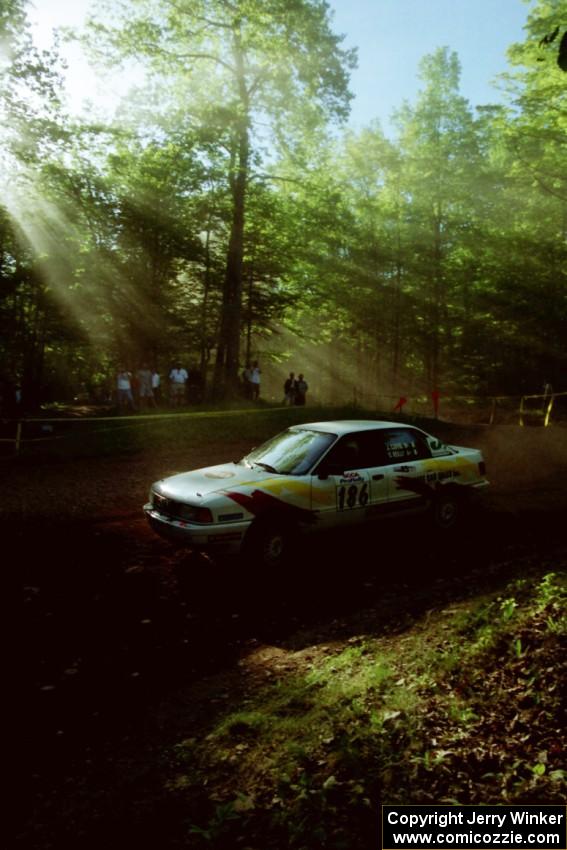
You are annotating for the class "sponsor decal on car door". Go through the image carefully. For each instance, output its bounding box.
[335,470,371,514]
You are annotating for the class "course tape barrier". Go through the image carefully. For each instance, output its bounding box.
[1,406,290,425]
[358,390,567,427]
[519,394,555,427]
[352,391,567,403]
[0,407,290,454]
[2,391,566,455]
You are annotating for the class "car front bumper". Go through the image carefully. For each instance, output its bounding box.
[143,505,251,553]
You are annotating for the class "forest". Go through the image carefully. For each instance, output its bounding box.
[1,0,566,410]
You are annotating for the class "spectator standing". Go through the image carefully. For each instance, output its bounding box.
[283,372,296,405]
[151,369,161,405]
[250,360,261,401]
[117,369,135,412]
[137,364,154,409]
[294,374,308,406]
[169,363,188,407]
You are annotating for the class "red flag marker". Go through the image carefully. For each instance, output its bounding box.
[431,390,441,417]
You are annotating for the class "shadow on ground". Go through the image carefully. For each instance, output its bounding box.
[16,499,567,756]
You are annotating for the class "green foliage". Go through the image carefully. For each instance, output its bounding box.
[0,0,73,408]
[2,0,567,405]
[500,597,518,621]
[80,0,356,395]
[169,571,566,847]
[188,800,242,845]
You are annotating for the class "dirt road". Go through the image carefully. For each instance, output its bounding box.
[9,423,567,845]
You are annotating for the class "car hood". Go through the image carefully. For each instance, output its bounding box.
[155,462,276,501]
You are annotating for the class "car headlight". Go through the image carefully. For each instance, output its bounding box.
[178,505,214,523]
[150,489,213,523]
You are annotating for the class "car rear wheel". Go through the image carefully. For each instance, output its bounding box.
[432,489,461,530]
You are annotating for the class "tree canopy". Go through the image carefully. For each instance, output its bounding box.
[1,0,566,410]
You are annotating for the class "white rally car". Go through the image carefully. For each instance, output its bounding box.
[144,420,488,566]
[144,420,488,565]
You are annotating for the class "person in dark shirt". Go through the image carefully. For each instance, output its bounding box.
[283,372,296,405]
[294,374,308,406]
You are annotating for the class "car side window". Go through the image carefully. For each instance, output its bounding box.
[320,431,388,471]
[323,436,362,471]
[381,429,431,464]
[356,431,389,466]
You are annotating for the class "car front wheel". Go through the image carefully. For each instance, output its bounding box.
[244,519,291,568]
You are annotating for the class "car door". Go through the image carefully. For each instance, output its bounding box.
[310,431,395,528]
[379,428,432,511]
[310,434,372,530]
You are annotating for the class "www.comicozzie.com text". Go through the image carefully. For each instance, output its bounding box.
[386,810,565,846]
[389,832,560,845]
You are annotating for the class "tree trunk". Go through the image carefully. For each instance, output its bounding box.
[199,223,212,383]
[429,206,443,391]
[245,258,254,367]
[213,33,250,399]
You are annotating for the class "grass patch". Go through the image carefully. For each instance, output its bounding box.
[15,403,386,461]
[12,402,472,462]
[168,572,566,849]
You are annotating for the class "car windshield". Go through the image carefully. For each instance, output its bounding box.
[243,428,336,475]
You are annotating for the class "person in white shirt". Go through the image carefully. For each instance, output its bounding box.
[169,363,188,407]
[137,364,154,409]
[117,369,135,411]
[250,360,261,401]
[151,369,161,405]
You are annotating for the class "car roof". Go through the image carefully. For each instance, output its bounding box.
[293,420,418,436]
